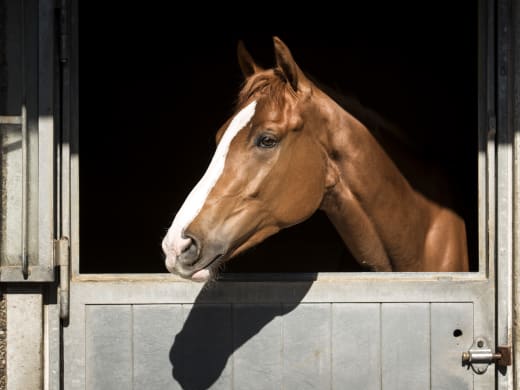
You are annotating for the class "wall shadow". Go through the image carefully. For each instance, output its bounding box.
[169,277,315,390]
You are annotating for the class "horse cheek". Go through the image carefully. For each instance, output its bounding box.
[274,140,325,226]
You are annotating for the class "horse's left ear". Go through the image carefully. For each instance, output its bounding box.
[273,36,310,93]
[237,40,263,78]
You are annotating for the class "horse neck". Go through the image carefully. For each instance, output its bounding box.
[315,91,432,271]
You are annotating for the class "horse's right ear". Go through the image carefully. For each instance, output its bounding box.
[273,36,310,94]
[237,40,262,78]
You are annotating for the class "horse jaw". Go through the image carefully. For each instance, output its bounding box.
[228,224,280,259]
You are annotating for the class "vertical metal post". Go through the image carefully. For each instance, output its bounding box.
[20,104,28,279]
[59,0,70,241]
[511,0,520,386]
[55,238,69,321]
[496,0,515,388]
[58,0,71,321]
[19,0,28,280]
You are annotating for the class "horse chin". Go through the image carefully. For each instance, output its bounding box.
[190,268,212,282]
[171,265,214,283]
[170,252,225,282]
[189,253,226,282]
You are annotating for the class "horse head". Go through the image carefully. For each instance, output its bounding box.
[162,37,334,281]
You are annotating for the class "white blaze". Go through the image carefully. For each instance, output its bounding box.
[163,101,257,265]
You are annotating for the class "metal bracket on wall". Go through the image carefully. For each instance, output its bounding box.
[461,337,512,374]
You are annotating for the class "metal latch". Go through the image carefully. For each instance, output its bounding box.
[462,338,512,374]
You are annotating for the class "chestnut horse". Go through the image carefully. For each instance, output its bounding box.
[162,37,468,282]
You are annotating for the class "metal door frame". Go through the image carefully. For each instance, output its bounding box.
[59,0,516,389]
[0,0,60,389]
[0,0,55,282]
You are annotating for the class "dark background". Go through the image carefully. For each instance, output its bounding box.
[79,4,478,273]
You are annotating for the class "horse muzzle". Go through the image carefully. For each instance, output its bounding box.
[162,232,226,282]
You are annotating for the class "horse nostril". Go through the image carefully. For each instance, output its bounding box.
[181,233,201,265]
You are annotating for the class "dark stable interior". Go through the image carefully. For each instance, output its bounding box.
[79,5,478,273]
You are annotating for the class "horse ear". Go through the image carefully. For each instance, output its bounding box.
[237,40,262,78]
[273,36,308,93]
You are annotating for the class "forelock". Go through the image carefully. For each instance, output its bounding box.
[237,69,296,109]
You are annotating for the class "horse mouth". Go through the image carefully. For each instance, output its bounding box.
[204,253,225,270]
[189,253,225,281]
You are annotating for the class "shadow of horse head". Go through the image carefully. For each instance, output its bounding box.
[169,277,315,390]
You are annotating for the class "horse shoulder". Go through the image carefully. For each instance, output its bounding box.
[423,206,469,272]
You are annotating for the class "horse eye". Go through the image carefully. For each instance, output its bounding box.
[256,134,278,149]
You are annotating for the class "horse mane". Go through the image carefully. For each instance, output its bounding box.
[304,74,461,211]
[305,74,422,155]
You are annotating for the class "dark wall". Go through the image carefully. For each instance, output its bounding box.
[79,4,478,273]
